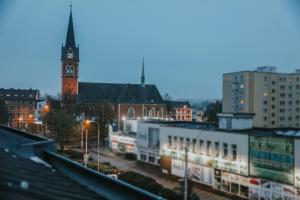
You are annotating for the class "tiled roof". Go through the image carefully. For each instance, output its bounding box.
[165,100,191,109]
[78,82,164,104]
[0,148,103,200]
[0,126,163,200]
[0,88,39,100]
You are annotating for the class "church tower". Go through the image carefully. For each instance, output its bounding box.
[61,5,79,98]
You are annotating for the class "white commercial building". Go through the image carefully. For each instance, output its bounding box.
[135,115,300,200]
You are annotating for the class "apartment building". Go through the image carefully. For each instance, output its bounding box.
[223,66,300,128]
[0,88,39,128]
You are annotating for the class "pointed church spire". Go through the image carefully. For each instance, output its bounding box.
[65,2,76,48]
[141,58,145,87]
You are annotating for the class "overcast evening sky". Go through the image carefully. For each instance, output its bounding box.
[1,0,300,99]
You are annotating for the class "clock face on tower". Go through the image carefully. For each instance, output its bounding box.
[67,52,73,59]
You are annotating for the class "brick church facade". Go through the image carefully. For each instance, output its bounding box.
[61,8,166,129]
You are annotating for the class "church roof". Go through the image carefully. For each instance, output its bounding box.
[77,82,164,104]
[0,88,39,100]
[65,10,76,49]
[61,8,79,61]
[165,100,191,109]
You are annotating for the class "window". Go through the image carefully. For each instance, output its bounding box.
[140,153,146,161]
[173,136,178,150]
[127,107,135,119]
[186,138,190,151]
[168,135,172,148]
[214,142,220,157]
[179,137,184,151]
[207,141,211,156]
[199,140,204,154]
[66,65,74,77]
[223,143,228,159]
[192,139,196,153]
[231,144,237,161]
[148,153,155,163]
[149,128,159,148]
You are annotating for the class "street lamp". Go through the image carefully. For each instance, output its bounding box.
[83,120,90,167]
[85,120,100,172]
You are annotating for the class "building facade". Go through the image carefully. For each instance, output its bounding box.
[223,67,300,128]
[0,88,39,128]
[135,118,300,200]
[165,100,192,121]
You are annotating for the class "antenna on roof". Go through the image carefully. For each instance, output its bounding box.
[70,1,72,12]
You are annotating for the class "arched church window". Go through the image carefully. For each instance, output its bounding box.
[151,107,156,117]
[156,108,160,118]
[66,65,74,77]
[127,107,135,119]
[160,107,164,118]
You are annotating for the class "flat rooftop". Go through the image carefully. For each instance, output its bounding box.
[141,120,300,138]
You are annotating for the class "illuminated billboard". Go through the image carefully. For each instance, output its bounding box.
[249,135,294,185]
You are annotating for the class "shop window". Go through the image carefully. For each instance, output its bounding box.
[231,183,239,194]
[240,185,249,198]
[222,180,230,192]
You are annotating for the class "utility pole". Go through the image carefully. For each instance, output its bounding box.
[81,123,84,148]
[97,123,100,172]
[184,146,188,200]
[85,128,88,167]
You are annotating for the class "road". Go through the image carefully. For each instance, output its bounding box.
[75,146,229,200]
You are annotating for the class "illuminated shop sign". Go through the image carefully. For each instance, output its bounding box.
[171,159,213,186]
[163,148,248,176]
[249,135,294,185]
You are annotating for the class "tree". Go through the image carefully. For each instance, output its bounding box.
[76,102,115,140]
[0,98,8,125]
[43,110,78,151]
[202,100,222,123]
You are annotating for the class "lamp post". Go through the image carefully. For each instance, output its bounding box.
[83,120,100,171]
[184,146,188,200]
[85,128,88,167]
